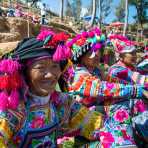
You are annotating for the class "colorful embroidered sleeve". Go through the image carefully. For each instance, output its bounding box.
[68,66,144,100]
[60,99,103,140]
[0,102,25,146]
[68,101,103,140]
[54,92,103,140]
[0,112,14,146]
[108,65,148,85]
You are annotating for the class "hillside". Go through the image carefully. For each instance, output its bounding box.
[0,17,40,43]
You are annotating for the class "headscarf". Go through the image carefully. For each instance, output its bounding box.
[66,27,106,61]
[108,34,136,54]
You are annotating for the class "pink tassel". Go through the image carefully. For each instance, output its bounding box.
[53,45,72,62]
[66,41,73,48]
[8,90,19,110]
[37,30,54,41]
[94,27,101,36]
[0,92,9,111]
[64,46,72,58]
[53,45,64,62]
[0,59,21,74]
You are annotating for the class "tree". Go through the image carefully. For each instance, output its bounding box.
[65,0,73,17]
[68,0,81,20]
[90,0,97,27]
[115,0,125,22]
[60,0,64,21]
[98,0,101,27]
[123,0,128,36]
[87,0,113,25]
[129,0,148,29]
[98,0,113,24]
[76,0,82,20]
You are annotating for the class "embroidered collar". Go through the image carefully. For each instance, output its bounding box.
[28,92,51,106]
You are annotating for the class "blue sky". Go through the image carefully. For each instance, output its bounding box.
[42,0,137,24]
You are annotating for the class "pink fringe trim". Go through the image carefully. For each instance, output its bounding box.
[0,59,21,74]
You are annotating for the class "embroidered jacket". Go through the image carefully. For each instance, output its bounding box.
[107,61,148,85]
[64,64,146,147]
[0,91,103,147]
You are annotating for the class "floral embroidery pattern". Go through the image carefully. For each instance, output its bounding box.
[114,109,129,123]
[30,116,45,129]
[134,100,146,114]
[100,131,114,148]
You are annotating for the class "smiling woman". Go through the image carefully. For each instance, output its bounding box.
[0,29,105,147]
[27,58,62,96]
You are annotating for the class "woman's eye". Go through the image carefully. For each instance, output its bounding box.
[34,65,44,69]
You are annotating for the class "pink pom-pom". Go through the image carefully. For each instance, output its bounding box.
[94,27,101,36]
[88,31,95,38]
[53,45,63,62]
[0,92,8,111]
[75,34,81,40]
[64,46,72,58]
[8,90,19,110]
[0,59,21,74]
[72,38,77,43]
[91,43,102,52]
[71,39,76,45]
[37,30,54,41]
[82,32,88,38]
[95,43,102,49]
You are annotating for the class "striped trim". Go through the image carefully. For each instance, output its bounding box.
[20,123,58,148]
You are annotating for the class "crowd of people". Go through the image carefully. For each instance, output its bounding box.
[0,26,147,148]
[0,3,47,25]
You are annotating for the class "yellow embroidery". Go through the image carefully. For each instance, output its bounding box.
[81,111,103,139]
[0,119,13,140]
[0,137,6,148]
[69,107,89,128]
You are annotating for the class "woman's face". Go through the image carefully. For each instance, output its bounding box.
[121,52,137,67]
[81,50,100,69]
[27,58,62,96]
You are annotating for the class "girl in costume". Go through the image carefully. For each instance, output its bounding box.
[107,34,148,147]
[62,28,148,147]
[0,29,147,148]
[107,34,148,84]
[62,28,107,107]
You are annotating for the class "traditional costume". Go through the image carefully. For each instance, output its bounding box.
[63,30,147,147]
[107,34,148,147]
[0,29,146,148]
